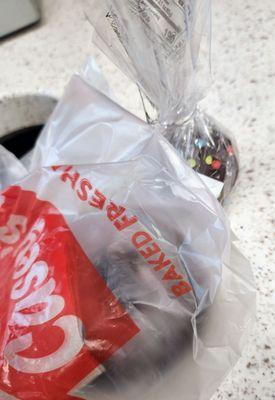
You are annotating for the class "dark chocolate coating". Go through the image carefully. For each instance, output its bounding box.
[191,128,238,185]
[80,243,193,399]
[167,115,239,202]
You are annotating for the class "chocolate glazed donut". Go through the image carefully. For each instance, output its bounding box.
[184,117,239,203]
[81,241,194,400]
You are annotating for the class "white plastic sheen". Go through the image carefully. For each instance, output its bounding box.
[0,59,255,400]
[0,145,27,190]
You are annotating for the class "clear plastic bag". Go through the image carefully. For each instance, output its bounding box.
[83,0,239,202]
[0,60,254,400]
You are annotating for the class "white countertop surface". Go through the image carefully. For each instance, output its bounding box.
[0,0,274,399]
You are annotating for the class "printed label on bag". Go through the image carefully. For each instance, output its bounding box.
[108,0,192,57]
[51,165,193,300]
[0,186,139,400]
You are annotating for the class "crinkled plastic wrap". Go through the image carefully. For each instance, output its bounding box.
[83,0,239,202]
[0,145,27,190]
[0,61,254,400]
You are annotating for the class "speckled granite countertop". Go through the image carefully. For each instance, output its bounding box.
[0,0,274,399]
